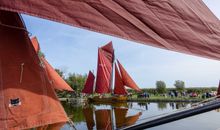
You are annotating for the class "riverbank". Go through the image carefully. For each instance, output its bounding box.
[128,97,202,102]
[59,96,204,103]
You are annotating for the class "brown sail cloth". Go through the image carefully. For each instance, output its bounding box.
[31,36,40,53]
[82,71,95,94]
[95,49,112,94]
[41,57,74,92]
[117,60,141,92]
[114,63,127,95]
[30,37,73,92]
[0,0,220,60]
[0,10,68,129]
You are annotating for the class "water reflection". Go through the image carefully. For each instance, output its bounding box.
[60,101,191,130]
[82,105,142,130]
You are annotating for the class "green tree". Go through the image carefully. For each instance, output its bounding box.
[174,80,185,92]
[66,73,87,96]
[156,81,167,94]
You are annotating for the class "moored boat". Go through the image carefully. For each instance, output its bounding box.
[82,42,141,103]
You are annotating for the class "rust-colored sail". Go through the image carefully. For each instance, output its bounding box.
[95,109,112,130]
[41,57,73,91]
[0,10,68,129]
[82,71,95,94]
[100,41,114,63]
[83,107,95,130]
[114,108,128,128]
[125,112,142,126]
[114,64,127,95]
[1,1,220,61]
[95,49,112,93]
[36,122,66,130]
[31,36,40,53]
[30,36,73,92]
[117,60,141,92]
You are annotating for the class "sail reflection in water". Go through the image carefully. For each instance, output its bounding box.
[82,106,142,130]
[60,101,191,130]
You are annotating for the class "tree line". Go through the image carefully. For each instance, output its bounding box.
[54,69,217,97]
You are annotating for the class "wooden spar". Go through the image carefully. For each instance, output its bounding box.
[122,99,220,130]
[109,49,115,95]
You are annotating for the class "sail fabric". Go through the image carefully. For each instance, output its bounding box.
[82,71,95,94]
[95,49,112,94]
[30,36,73,92]
[31,36,40,53]
[100,42,114,63]
[41,57,73,91]
[95,110,112,130]
[114,64,127,95]
[117,60,141,92]
[83,107,95,130]
[0,10,68,129]
[0,0,220,60]
[35,122,66,130]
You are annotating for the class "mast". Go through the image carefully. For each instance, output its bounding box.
[109,49,115,95]
[92,69,96,96]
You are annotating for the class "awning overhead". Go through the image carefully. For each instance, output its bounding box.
[0,0,220,60]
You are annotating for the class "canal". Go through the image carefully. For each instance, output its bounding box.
[60,101,220,130]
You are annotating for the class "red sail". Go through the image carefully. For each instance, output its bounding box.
[95,49,112,94]
[100,41,114,63]
[114,64,127,95]
[82,71,95,94]
[0,10,68,129]
[1,1,220,60]
[41,57,73,91]
[30,36,73,91]
[30,36,40,53]
[95,110,112,130]
[117,60,141,92]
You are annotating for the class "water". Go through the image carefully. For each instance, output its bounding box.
[59,101,220,130]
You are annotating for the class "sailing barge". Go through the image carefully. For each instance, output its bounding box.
[82,42,141,103]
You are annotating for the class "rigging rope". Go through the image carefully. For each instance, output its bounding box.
[19,63,25,83]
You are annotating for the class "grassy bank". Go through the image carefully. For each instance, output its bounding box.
[128,95,203,102]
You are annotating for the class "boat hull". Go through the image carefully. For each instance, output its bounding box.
[88,95,128,104]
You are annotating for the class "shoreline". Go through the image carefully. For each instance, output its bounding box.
[59,97,203,103]
[127,98,202,103]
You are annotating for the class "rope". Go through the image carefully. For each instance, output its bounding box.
[68,119,77,130]
[19,63,24,83]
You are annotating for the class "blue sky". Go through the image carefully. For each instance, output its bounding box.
[22,0,220,88]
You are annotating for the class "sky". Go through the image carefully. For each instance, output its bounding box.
[22,0,220,88]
